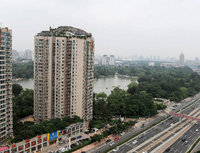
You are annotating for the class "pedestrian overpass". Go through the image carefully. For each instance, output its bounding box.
[169,112,200,121]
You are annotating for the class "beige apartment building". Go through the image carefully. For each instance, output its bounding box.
[0,27,13,143]
[34,26,94,124]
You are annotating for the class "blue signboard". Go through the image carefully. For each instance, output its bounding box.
[48,131,59,141]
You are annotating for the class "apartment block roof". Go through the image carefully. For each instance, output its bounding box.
[36,26,92,37]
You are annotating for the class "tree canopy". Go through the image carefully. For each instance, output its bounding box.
[13,88,34,121]
[12,62,33,79]
[12,84,23,97]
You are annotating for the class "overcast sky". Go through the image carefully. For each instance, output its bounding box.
[1,0,200,59]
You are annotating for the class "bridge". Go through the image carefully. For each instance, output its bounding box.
[169,112,200,121]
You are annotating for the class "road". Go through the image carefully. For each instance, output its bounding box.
[126,107,199,153]
[159,117,200,153]
[88,93,200,153]
[109,98,200,153]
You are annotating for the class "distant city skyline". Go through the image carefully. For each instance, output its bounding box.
[2,0,200,59]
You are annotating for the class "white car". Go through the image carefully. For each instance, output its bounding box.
[142,151,148,153]
[196,129,199,132]
[132,140,137,144]
[113,147,119,152]
[120,132,125,136]
[185,140,188,144]
[59,148,66,152]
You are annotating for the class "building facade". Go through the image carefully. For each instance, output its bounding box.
[101,54,115,66]
[34,26,94,123]
[109,55,115,65]
[24,49,33,61]
[179,52,184,66]
[12,50,19,63]
[0,27,13,143]
[102,55,107,65]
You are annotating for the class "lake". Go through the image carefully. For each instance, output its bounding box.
[14,75,136,95]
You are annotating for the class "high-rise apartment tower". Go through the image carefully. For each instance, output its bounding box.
[34,26,94,123]
[179,52,184,66]
[109,55,115,65]
[102,55,107,65]
[0,27,13,143]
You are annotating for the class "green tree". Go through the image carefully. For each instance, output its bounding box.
[12,84,23,97]
[12,62,33,79]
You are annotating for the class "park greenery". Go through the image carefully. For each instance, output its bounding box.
[91,66,200,128]
[94,61,155,78]
[135,66,200,102]
[12,62,33,79]
[95,65,200,101]
[13,85,34,121]
[90,87,163,129]
[94,65,115,78]
[12,83,23,97]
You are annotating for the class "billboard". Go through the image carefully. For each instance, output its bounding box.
[47,131,59,141]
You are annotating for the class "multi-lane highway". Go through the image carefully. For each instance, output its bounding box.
[107,96,200,153]
[88,94,200,153]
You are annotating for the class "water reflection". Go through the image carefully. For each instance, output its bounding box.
[14,75,136,95]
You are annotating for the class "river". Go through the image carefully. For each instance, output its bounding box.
[14,75,136,95]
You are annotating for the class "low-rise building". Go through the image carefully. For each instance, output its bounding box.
[0,122,83,153]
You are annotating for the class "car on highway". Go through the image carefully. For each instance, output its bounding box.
[196,129,199,132]
[138,134,143,139]
[165,148,170,152]
[184,140,188,144]
[113,147,119,152]
[132,140,137,144]
[182,138,186,142]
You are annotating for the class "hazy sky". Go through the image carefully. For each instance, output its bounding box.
[1,0,200,59]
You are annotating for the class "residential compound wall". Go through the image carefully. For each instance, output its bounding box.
[0,27,13,144]
[34,26,94,123]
